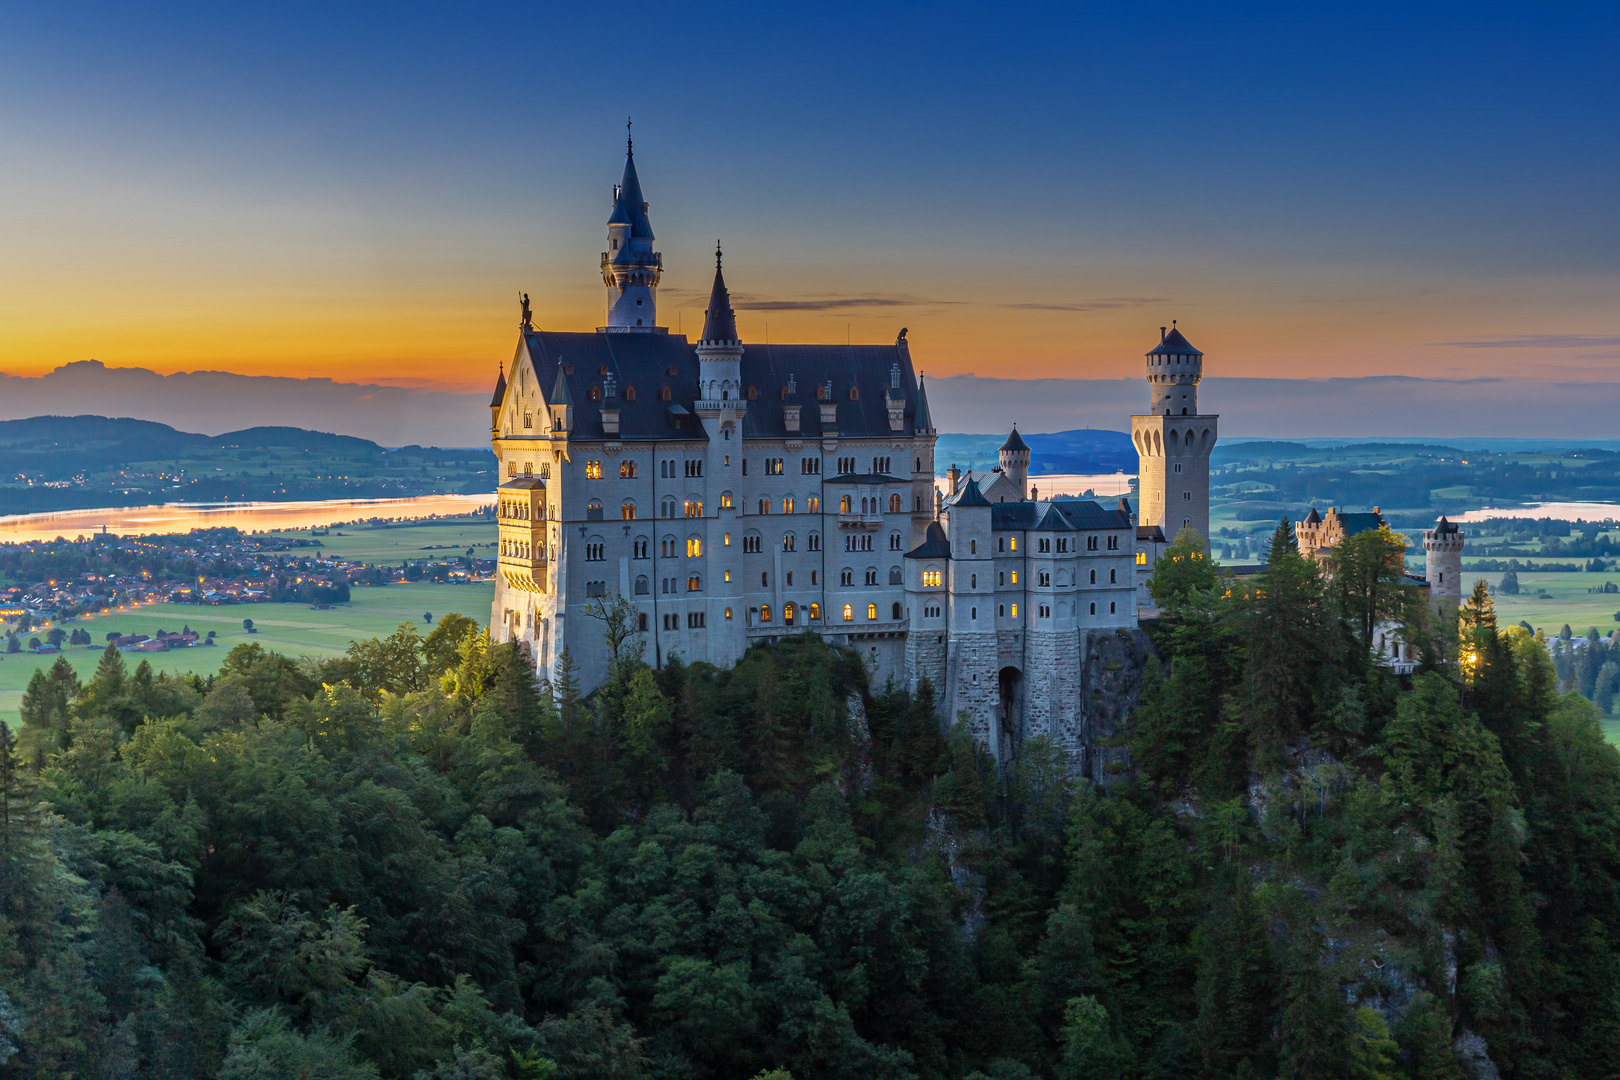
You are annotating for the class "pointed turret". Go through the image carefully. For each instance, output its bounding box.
[548,368,573,433]
[600,132,663,331]
[700,247,739,345]
[999,425,1030,500]
[696,244,745,413]
[488,368,507,432]
[913,375,934,434]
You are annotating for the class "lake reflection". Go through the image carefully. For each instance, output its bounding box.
[0,495,494,544]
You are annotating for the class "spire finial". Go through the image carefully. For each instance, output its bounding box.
[715,240,722,268]
[626,115,632,154]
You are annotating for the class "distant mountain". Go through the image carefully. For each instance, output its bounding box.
[934,429,1136,475]
[0,416,493,516]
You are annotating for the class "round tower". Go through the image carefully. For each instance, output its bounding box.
[1423,516,1465,610]
[1146,321,1203,416]
[999,426,1029,500]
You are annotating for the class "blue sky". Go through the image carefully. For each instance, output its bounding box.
[2,2,1615,388]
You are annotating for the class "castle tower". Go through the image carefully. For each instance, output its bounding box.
[999,426,1029,501]
[1131,323,1217,542]
[696,245,743,406]
[1423,516,1465,611]
[600,131,663,331]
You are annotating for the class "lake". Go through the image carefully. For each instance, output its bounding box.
[0,494,494,543]
[1457,502,1620,523]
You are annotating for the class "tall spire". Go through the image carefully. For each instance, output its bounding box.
[701,242,739,344]
[600,132,662,330]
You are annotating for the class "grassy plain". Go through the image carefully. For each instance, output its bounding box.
[0,579,495,725]
[298,518,497,564]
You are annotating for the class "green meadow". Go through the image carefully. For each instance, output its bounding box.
[0,579,494,725]
[299,517,496,564]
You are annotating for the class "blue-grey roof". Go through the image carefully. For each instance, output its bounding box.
[913,375,934,432]
[516,330,924,443]
[1337,512,1386,538]
[611,152,654,240]
[830,472,907,484]
[949,478,991,507]
[983,498,1131,532]
[905,521,951,560]
[489,370,507,408]
[700,256,738,345]
[1147,326,1202,357]
[1000,426,1029,453]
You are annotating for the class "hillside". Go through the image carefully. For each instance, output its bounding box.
[2,536,1618,1078]
[0,415,495,515]
[935,428,1137,475]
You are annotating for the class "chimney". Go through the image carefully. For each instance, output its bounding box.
[947,464,961,496]
[1160,326,1167,342]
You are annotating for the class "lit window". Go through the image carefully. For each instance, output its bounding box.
[1136,551,1147,566]
[725,608,733,620]
[620,460,637,478]
[621,501,635,520]
[724,570,731,582]
[685,501,703,518]
[1011,604,1018,618]
[809,603,820,620]
[867,603,878,620]
[724,533,731,546]
[1009,536,1017,552]
[808,496,820,513]
[922,570,942,587]
[843,604,853,622]
[760,604,772,623]
[840,495,851,513]
[721,492,733,508]
[585,461,603,479]
[1010,571,1018,585]
[784,602,795,621]
[687,538,702,557]
[688,575,702,591]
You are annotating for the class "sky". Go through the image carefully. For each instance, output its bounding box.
[2,2,1617,395]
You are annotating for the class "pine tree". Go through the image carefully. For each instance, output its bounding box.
[1268,515,1298,561]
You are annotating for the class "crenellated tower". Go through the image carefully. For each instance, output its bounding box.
[1131,322,1218,543]
[600,130,663,331]
[1423,517,1465,611]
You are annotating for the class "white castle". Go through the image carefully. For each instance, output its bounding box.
[489,140,1215,761]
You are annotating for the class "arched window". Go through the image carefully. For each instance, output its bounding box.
[760,604,772,623]
[634,576,649,595]
[892,602,903,620]
[784,497,795,514]
[784,602,796,624]
[720,491,733,508]
[888,493,902,513]
[840,495,851,513]
[889,567,903,584]
[621,500,635,520]
[620,460,637,478]
[586,500,603,521]
[758,498,770,515]
[809,603,821,620]
[662,497,677,518]
[842,604,854,622]
[686,537,702,557]
[867,603,878,621]
[1110,601,1117,614]
[688,575,702,591]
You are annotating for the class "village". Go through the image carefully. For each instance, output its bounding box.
[0,526,494,655]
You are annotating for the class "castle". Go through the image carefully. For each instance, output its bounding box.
[493,139,1427,762]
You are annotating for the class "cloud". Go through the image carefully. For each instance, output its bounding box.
[731,294,962,312]
[1435,334,1620,349]
[1000,297,1168,312]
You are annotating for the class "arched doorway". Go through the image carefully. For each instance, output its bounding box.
[997,666,1023,760]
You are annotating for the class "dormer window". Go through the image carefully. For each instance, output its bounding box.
[611,239,618,250]
[747,385,758,401]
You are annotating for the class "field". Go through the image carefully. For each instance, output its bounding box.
[299,517,497,563]
[0,578,494,725]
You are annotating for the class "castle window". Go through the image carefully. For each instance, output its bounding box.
[634,538,648,559]
[998,605,1005,617]
[720,491,733,509]
[625,385,636,401]
[1111,568,1117,583]
[620,460,637,478]
[998,537,1004,553]
[687,611,706,628]
[662,537,677,557]
[685,459,703,477]
[1090,602,1096,615]
[639,613,648,631]
[586,501,603,520]
[784,602,795,624]
[892,602,903,620]
[660,385,672,401]
[589,384,601,401]
[841,568,853,586]
[849,386,859,400]
[758,498,770,515]
[524,462,534,477]
[1011,571,1018,585]
[808,531,821,550]
[888,493,901,513]
[725,608,733,620]
[1184,491,1191,501]
[842,603,853,622]
[507,462,516,476]
[1136,551,1147,566]
[585,543,604,562]
[1090,569,1096,584]
[621,500,635,520]
[585,461,603,479]
[840,495,851,514]
[971,607,977,619]
[1108,535,1119,550]
[1110,601,1117,614]
[661,497,677,518]
[1174,463,1183,473]
[784,497,795,514]
[782,533,795,552]
[760,605,771,623]
[687,575,702,591]
[524,412,533,429]
[809,603,821,620]
[889,532,902,551]
[635,575,649,595]
[808,496,820,513]
[970,540,976,554]
[685,500,703,518]
[748,385,758,401]
[1087,536,1098,551]
[1011,604,1018,618]
[686,537,703,557]
[923,570,942,587]
[867,603,878,620]
[999,572,1005,586]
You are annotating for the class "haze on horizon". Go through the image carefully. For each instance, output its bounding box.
[1,2,1616,395]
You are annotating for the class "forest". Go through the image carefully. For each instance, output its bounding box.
[0,521,1618,1079]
